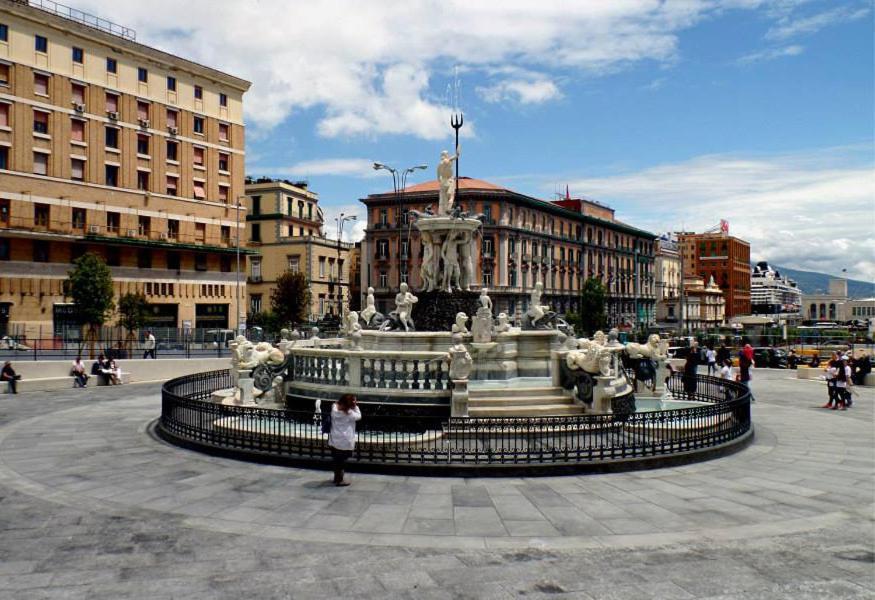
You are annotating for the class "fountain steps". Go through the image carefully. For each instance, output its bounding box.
[467,386,585,417]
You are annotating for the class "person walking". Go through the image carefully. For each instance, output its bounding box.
[822,352,839,409]
[682,343,699,400]
[143,331,156,359]
[328,394,361,486]
[1,361,19,393]
[716,343,730,366]
[71,356,89,388]
[706,346,717,375]
[720,358,734,381]
[738,344,754,402]
[832,356,852,410]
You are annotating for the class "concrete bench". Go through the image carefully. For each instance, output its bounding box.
[796,366,824,380]
[864,373,875,387]
[95,371,131,386]
[5,377,74,393]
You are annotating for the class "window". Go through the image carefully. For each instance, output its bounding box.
[167,251,180,270]
[0,63,8,86]
[219,123,229,141]
[136,170,149,191]
[483,271,492,287]
[250,257,262,279]
[138,67,148,82]
[251,196,261,215]
[32,73,50,97]
[218,185,229,204]
[0,147,8,170]
[72,208,86,229]
[377,239,389,258]
[298,201,304,218]
[33,109,49,134]
[105,126,119,149]
[33,152,48,175]
[71,83,85,105]
[319,257,326,278]
[401,240,408,258]
[33,241,50,263]
[251,223,261,242]
[379,272,388,288]
[221,225,231,244]
[380,209,388,225]
[166,76,176,91]
[105,212,120,233]
[194,223,206,243]
[106,57,117,73]
[193,181,205,200]
[482,237,493,257]
[71,46,84,63]
[137,101,150,121]
[193,146,204,166]
[193,116,204,134]
[0,200,7,224]
[137,249,151,269]
[166,175,177,196]
[0,103,6,127]
[105,164,119,187]
[35,35,48,53]
[137,134,149,155]
[71,158,85,181]
[167,219,179,239]
[166,140,178,161]
[194,85,203,99]
[105,92,118,113]
[34,203,49,226]
[288,256,300,273]
[0,23,7,42]
[339,259,345,281]
[102,246,119,266]
[219,92,228,107]
[218,153,229,172]
[250,294,262,314]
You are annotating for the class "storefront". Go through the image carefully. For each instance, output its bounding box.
[195,304,229,329]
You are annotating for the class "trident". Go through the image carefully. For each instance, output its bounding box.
[451,112,463,204]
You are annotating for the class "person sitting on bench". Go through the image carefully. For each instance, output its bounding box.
[71,356,89,388]
[1,361,20,394]
[91,354,110,385]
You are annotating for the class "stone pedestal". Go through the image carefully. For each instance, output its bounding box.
[593,375,616,414]
[451,380,469,417]
[238,377,254,405]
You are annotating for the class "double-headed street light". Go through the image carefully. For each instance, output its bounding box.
[372,162,428,288]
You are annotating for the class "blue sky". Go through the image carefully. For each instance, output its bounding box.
[86,0,874,281]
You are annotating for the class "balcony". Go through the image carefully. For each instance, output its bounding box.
[248,275,263,283]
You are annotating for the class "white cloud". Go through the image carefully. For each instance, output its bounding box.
[766,5,870,40]
[269,158,380,179]
[77,0,776,139]
[477,76,562,105]
[736,44,804,64]
[320,204,367,243]
[565,146,875,282]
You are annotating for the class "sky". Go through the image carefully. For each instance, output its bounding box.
[82,0,875,281]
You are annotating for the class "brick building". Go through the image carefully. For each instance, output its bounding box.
[678,232,751,319]
[360,177,657,328]
[0,0,251,337]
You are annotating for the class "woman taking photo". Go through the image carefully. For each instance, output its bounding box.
[328,394,361,486]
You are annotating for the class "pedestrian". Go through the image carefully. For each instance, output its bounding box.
[706,346,717,375]
[720,358,734,381]
[788,349,799,370]
[822,352,839,409]
[716,343,730,366]
[682,343,699,400]
[71,356,89,388]
[852,352,871,385]
[91,354,109,385]
[832,355,852,410]
[108,359,122,385]
[328,393,361,486]
[738,344,755,401]
[1,361,19,393]
[143,331,156,359]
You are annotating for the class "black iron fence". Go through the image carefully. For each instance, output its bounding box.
[159,369,752,474]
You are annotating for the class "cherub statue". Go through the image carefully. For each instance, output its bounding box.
[452,312,469,335]
[360,286,377,325]
[394,282,418,332]
[479,287,493,313]
[447,332,473,380]
[494,312,510,333]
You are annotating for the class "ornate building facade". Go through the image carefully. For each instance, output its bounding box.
[0,1,250,337]
[678,231,751,319]
[359,177,657,329]
[244,179,351,322]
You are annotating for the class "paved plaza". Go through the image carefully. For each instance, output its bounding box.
[0,370,872,599]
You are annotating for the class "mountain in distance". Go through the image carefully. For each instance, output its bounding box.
[761,264,873,298]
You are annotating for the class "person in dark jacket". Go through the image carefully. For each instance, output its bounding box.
[682,342,700,400]
[1,361,20,393]
[738,345,754,402]
[852,353,871,385]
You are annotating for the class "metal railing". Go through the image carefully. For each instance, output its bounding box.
[29,0,136,41]
[158,370,752,474]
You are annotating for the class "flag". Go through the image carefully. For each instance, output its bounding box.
[720,219,729,234]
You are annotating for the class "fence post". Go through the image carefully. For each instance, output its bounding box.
[348,354,361,386]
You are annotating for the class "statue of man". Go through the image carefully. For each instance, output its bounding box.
[420,231,436,292]
[395,282,418,332]
[437,146,460,215]
[459,230,474,291]
[441,231,462,292]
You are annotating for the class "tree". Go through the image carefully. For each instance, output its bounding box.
[577,277,607,337]
[247,310,280,334]
[271,271,310,327]
[67,253,115,358]
[117,292,150,354]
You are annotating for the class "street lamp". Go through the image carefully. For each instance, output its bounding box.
[335,213,357,317]
[372,161,428,288]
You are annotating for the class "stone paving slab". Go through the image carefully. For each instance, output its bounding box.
[0,371,872,598]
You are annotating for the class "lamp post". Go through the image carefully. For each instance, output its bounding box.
[372,162,428,288]
[235,196,245,334]
[334,213,357,317]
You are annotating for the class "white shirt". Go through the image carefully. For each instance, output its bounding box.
[329,405,362,451]
[144,334,156,350]
[720,365,734,380]
[830,365,851,388]
[706,349,716,363]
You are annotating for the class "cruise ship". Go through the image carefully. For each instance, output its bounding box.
[750,262,802,317]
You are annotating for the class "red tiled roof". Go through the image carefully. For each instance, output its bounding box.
[392,177,508,194]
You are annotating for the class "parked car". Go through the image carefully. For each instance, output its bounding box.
[752,347,789,369]
[205,329,236,348]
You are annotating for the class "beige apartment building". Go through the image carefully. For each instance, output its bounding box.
[0,0,251,338]
[244,179,352,322]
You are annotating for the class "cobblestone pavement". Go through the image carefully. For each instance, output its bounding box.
[0,370,872,599]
